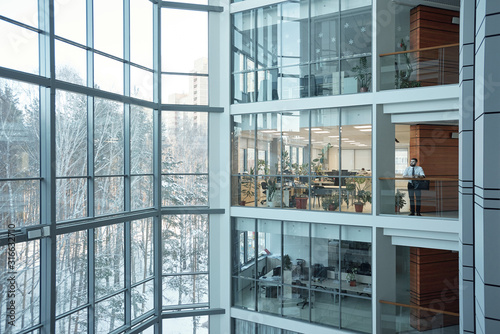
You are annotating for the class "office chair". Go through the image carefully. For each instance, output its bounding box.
[295,281,311,309]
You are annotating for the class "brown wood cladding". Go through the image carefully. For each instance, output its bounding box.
[410,247,459,331]
[409,125,458,212]
[410,5,459,86]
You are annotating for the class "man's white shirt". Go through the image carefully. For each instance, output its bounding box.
[403,166,425,183]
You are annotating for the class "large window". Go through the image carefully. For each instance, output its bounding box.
[231,218,372,333]
[232,107,372,213]
[232,0,373,103]
[0,0,218,333]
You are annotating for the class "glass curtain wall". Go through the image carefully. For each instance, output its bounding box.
[231,0,372,103]
[0,0,217,333]
[231,218,372,333]
[232,106,372,213]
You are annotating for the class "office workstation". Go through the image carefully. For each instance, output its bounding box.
[232,219,372,330]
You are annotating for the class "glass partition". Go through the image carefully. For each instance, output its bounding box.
[232,107,372,212]
[232,218,372,331]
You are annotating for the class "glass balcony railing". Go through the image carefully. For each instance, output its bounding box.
[379,43,459,90]
[379,177,458,219]
[380,300,459,334]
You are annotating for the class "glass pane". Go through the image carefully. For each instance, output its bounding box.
[234,319,256,333]
[56,178,87,221]
[0,23,38,73]
[256,113,280,176]
[162,274,208,306]
[95,223,125,299]
[340,295,372,333]
[232,11,255,73]
[0,79,40,178]
[0,241,40,333]
[232,114,256,175]
[56,231,88,315]
[95,176,124,216]
[56,308,88,334]
[232,277,255,310]
[233,175,256,207]
[132,280,154,320]
[55,41,87,85]
[162,9,207,73]
[131,105,153,174]
[162,215,209,274]
[281,65,307,100]
[0,0,38,26]
[232,71,256,103]
[0,181,39,229]
[312,61,341,96]
[94,54,123,95]
[311,290,339,327]
[280,1,308,66]
[94,98,124,176]
[257,6,279,70]
[162,111,208,173]
[130,0,153,68]
[56,90,87,177]
[131,218,154,284]
[131,66,154,101]
[161,74,208,105]
[94,0,123,58]
[232,218,255,278]
[340,6,372,58]
[162,316,208,334]
[95,293,125,334]
[311,0,339,62]
[131,175,153,210]
[161,174,208,206]
[54,0,86,44]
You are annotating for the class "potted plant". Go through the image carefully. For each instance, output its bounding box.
[266,178,277,207]
[239,175,255,206]
[312,143,332,176]
[352,56,372,92]
[346,178,372,212]
[395,39,421,89]
[295,194,308,209]
[346,268,358,286]
[395,189,406,212]
[283,254,292,270]
[322,194,340,211]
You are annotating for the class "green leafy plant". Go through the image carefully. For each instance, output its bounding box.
[346,268,358,282]
[395,189,406,210]
[266,178,277,202]
[352,56,372,91]
[346,178,372,206]
[322,194,340,211]
[312,143,332,175]
[283,254,292,270]
[395,39,421,89]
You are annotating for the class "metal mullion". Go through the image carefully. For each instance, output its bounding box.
[153,2,162,332]
[162,271,209,277]
[94,286,129,304]
[161,303,210,311]
[0,14,42,32]
[0,177,43,182]
[131,276,155,289]
[55,302,91,321]
[161,71,209,77]
[39,0,56,333]
[86,0,96,332]
[124,0,132,326]
[159,1,223,13]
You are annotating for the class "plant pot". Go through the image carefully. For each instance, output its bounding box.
[354,203,364,212]
[349,280,357,287]
[359,86,368,92]
[267,202,275,208]
[239,201,246,206]
[395,206,400,213]
[328,204,338,211]
[296,197,308,209]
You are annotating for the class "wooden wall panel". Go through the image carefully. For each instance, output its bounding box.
[410,5,459,86]
[410,248,459,331]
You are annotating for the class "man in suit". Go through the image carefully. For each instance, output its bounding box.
[403,158,426,216]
